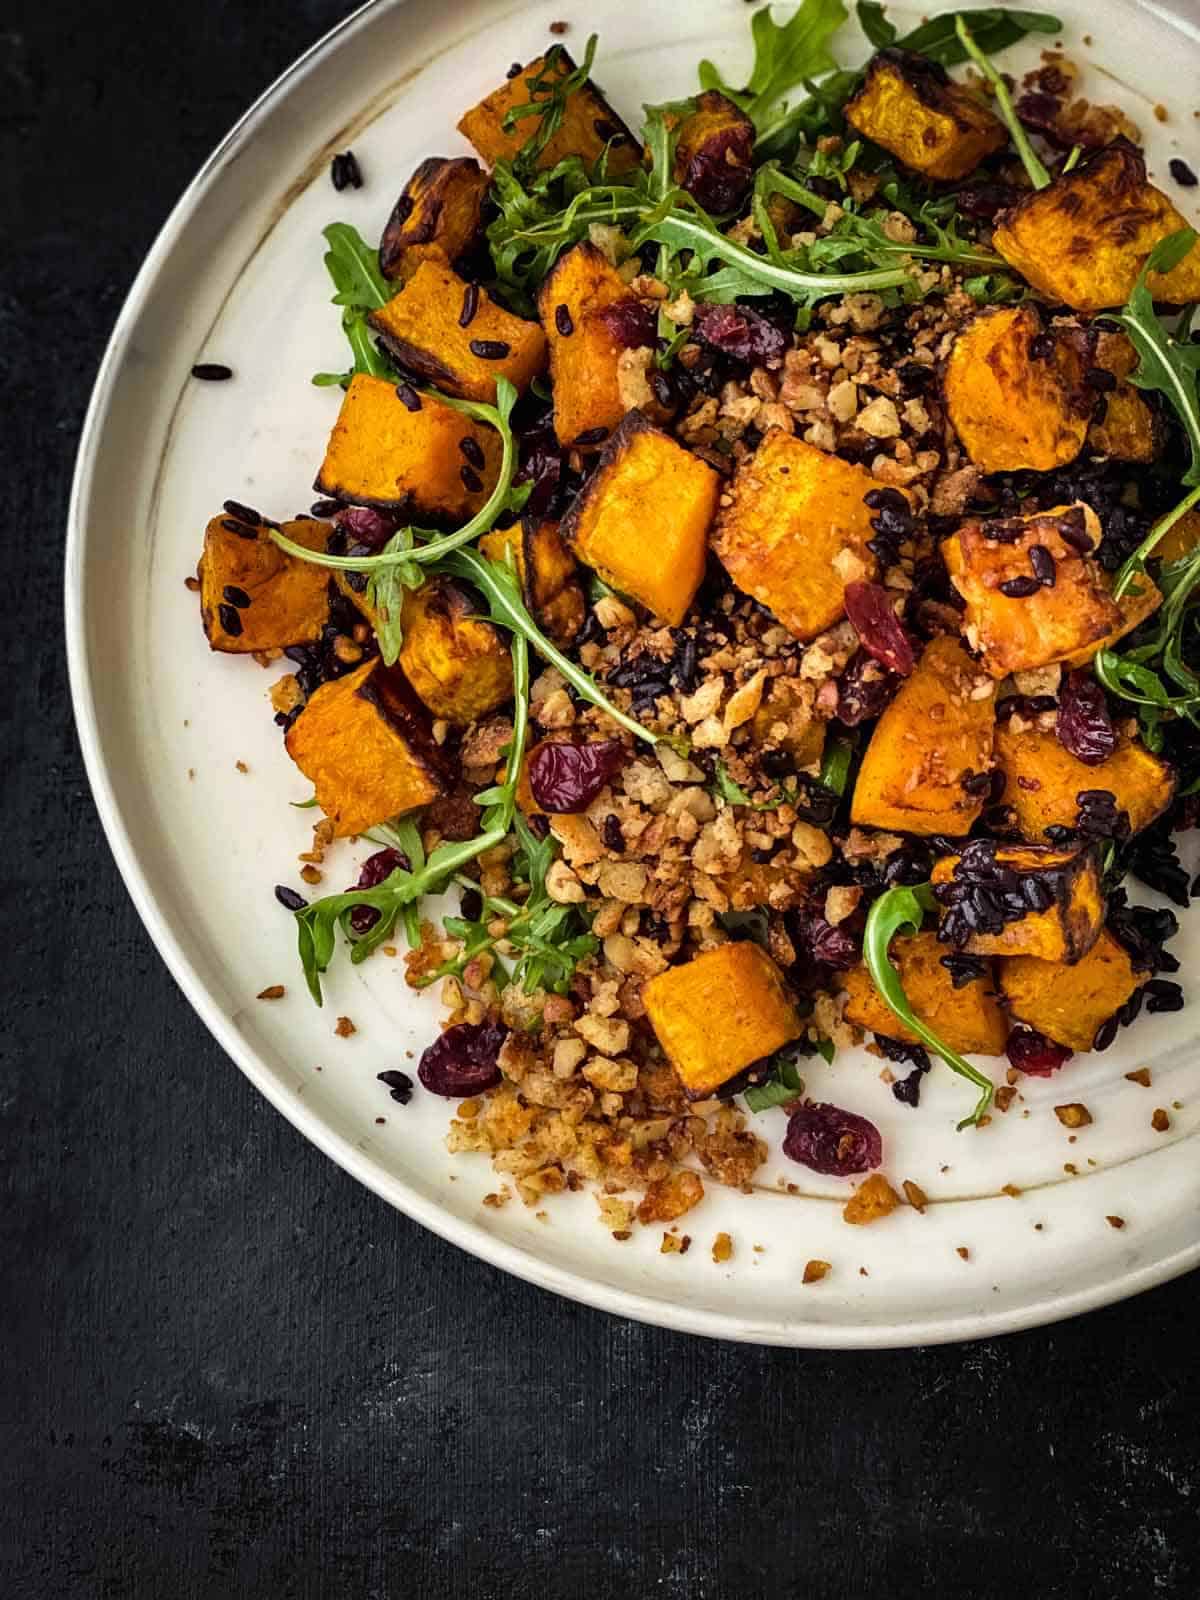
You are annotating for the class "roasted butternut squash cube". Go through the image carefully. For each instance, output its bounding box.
[538,241,638,449]
[944,306,1088,473]
[673,90,754,213]
[643,942,802,1099]
[379,156,490,283]
[932,843,1104,964]
[1000,930,1146,1052]
[479,517,587,646]
[457,50,640,175]
[842,931,1007,1056]
[1059,571,1162,670]
[849,635,996,837]
[844,48,1006,181]
[713,428,886,641]
[314,374,501,517]
[995,724,1175,840]
[943,503,1121,677]
[198,513,329,653]
[284,658,452,836]
[397,577,514,724]
[560,410,720,625]
[370,260,546,404]
[993,139,1200,311]
[1156,507,1200,564]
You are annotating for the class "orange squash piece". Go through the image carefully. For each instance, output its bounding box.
[457,51,640,175]
[285,658,452,837]
[850,635,996,837]
[199,513,330,653]
[370,259,546,403]
[943,503,1122,677]
[842,932,1007,1055]
[993,139,1200,311]
[538,241,638,449]
[944,306,1088,473]
[397,577,514,724]
[314,374,501,517]
[712,428,887,641]
[560,410,719,625]
[931,843,1104,964]
[1000,930,1147,1052]
[995,724,1175,839]
[378,156,490,283]
[479,518,587,647]
[643,942,802,1099]
[1088,332,1161,462]
[844,49,1005,181]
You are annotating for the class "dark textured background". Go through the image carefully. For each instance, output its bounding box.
[3,2,1198,1595]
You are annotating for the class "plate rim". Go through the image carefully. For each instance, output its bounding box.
[65,0,1200,1348]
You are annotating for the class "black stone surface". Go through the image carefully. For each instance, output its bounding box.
[2,3,1199,1595]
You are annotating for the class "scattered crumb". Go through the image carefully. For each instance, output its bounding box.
[661,1231,693,1255]
[1152,1108,1171,1133]
[902,1179,927,1214]
[382,946,398,958]
[994,1085,1017,1113]
[187,768,195,780]
[374,1116,385,1125]
[844,1173,901,1226]
[300,865,322,885]
[536,1210,549,1222]
[1173,1100,1184,1111]
[1001,1183,1022,1199]
[712,1231,733,1264]
[598,1194,635,1234]
[1106,1215,1126,1230]
[612,1230,632,1242]
[956,1246,970,1261]
[235,760,249,774]
[184,575,201,592]
[1034,1223,1044,1232]
[334,1016,356,1038]
[753,1244,765,1254]
[1125,1067,1152,1087]
[549,18,568,31]
[457,1098,481,1120]
[1154,103,1168,122]
[256,984,286,1001]
[803,1259,831,1284]
[1054,1102,1092,1129]
[859,1266,869,1277]
[1064,1163,1078,1174]
[483,1188,511,1208]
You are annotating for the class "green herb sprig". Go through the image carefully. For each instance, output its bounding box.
[504,36,601,178]
[863,885,994,1128]
[953,15,1050,190]
[311,222,396,388]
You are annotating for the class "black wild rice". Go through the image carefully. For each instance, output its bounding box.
[377,1070,414,1104]
[999,574,1041,598]
[191,362,233,381]
[469,338,511,359]
[459,282,480,328]
[554,304,574,337]
[575,425,609,445]
[218,603,243,636]
[223,498,262,525]
[222,585,251,609]
[395,382,422,411]
[311,498,341,517]
[459,436,485,470]
[275,885,308,912]
[1029,544,1056,587]
[330,151,364,191]
[460,465,484,494]
[1169,157,1198,187]
[221,518,258,540]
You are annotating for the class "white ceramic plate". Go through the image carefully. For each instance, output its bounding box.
[68,0,1200,1346]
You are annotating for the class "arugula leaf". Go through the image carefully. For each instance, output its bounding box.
[818,735,855,797]
[743,1047,808,1112]
[954,15,1050,189]
[312,222,396,387]
[714,762,754,806]
[1113,230,1200,494]
[856,1,896,48]
[897,7,1060,64]
[700,0,849,139]
[862,885,995,1128]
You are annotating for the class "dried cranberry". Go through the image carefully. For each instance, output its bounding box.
[593,299,657,350]
[787,906,860,970]
[783,1102,883,1176]
[693,302,788,365]
[528,739,626,813]
[346,847,408,935]
[842,582,916,676]
[418,1020,507,1097]
[678,122,754,215]
[334,505,400,549]
[835,650,901,726]
[1057,670,1117,765]
[1006,1027,1073,1076]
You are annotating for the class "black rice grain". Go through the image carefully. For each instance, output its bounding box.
[222,585,251,609]
[330,151,364,191]
[554,303,574,337]
[191,362,233,381]
[460,465,484,494]
[377,1070,414,1105]
[1169,157,1198,187]
[218,603,243,635]
[469,338,510,359]
[1029,544,1056,587]
[459,282,480,328]
[575,425,609,445]
[999,574,1041,598]
[395,381,422,411]
[459,435,485,470]
[275,885,308,912]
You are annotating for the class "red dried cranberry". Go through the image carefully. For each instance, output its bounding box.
[843,581,916,676]
[346,847,408,935]
[783,1102,883,1176]
[418,1019,507,1097]
[787,906,860,970]
[528,739,626,813]
[1006,1027,1073,1076]
[678,123,754,215]
[835,650,901,726]
[334,505,400,549]
[693,302,788,365]
[1057,670,1117,765]
[593,299,657,350]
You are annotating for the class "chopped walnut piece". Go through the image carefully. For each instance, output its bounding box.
[597,1194,636,1234]
[712,1231,734,1263]
[902,1179,928,1214]
[1151,1108,1171,1133]
[1054,1103,1092,1129]
[956,1246,970,1261]
[256,985,286,1001]
[802,1259,832,1284]
[1125,1068,1151,1088]
[334,1016,356,1038]
[993,1086,1017,1113]
[1106,1215,1126,1230]
[843,1173,901,1226]
[636,1171,704,1224]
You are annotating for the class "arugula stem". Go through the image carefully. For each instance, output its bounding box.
[862,885,994,1130]
[954,16,1051,191]
[1112,483,1200,599]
